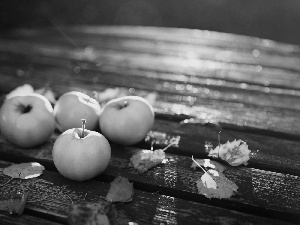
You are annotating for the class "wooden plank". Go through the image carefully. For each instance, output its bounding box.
[0,31,299,88]
[1,58,300,111]
[1,36,300,90]
[149,119,300,176]
[0,59,300,138]
[7,26,300,55]
[0,132,299,223]
[0,160,294,225]
[0,211,63,225]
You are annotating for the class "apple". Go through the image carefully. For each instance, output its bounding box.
[52,119,111,181]
[0,93,55,148]
[54,91,101,132]
[99,96,154,145]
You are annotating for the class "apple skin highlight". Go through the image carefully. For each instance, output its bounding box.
[52,128,111,182]
[0,93,55,148]
[99,96,155,146]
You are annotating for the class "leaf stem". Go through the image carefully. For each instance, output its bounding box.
[162,141,178,152]
[191,156,208,174]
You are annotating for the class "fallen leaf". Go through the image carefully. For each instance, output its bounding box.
[35,87,57,104]
[105,176,134,203]
[3,162,45,179]
[7,192,29,215]
[130,142,178,173]
[5,84,57,104]
[68,200,117,225]
[5,84,34,100]
[130,149,166,173]
[145,92,157,106]
[208,139,251,166]
[191,159,226,173]
[196,169,238,199]
[93,88,128,106]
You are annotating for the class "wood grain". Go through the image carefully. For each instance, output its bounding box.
[0,211,63,225]
[0,26,299,138]
[0,161,296,225]
[0,132,299,224]
[0,26,300,224]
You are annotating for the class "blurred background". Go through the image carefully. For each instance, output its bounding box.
[1,0,300,45]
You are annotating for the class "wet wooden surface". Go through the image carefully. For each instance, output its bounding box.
[0,26,300,224]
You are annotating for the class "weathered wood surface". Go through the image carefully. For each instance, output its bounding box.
[0,132,299,224]
[0,26,300,137]
[0,161,295,225]
[0,26,300,224]
[0,211,63,225]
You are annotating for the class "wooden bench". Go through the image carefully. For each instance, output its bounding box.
[0,26,299,224]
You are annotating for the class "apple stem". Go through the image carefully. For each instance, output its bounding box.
[123,101,128,108]
[81,119,86,138]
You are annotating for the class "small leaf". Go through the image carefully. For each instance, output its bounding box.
[130,141,178,173]
[208,139,252,166]
[105,176,134,203]
[196,169,238,199]
[5,84,34,100]
[191,159,226,173]
[130,149,166,173]
[145,92,157,106]
[7,192,29,215]
[68,201,116,225]
[35,87,57,104]
[3,162,45,179]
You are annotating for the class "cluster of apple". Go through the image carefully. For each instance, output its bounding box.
[0,91,155,181]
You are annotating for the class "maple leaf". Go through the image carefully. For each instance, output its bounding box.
[105,176,134,203]
[3,162,45,179]
[208,139,251,166]
[130,141,177,173]
[68,200,117,225]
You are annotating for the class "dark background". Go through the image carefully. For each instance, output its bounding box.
[1,0,300,45]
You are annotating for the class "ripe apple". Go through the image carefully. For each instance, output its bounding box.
[52,120,111,181]
[0,93,55,148]
[54,91,101,132]
[99,96,155,145]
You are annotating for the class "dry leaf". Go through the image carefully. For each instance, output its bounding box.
[208,139,251,166]
[130,142,177,173]
[35,87,57,104]
[3,162,45,179]
[191,159,226,173]
[145,92,157,106]
[196,169,238,199]
[5,84,57,104]
[105,176,134,203]
[5,84,34,100]
[130,149,166,173]
[68,200,117,225]
[93,88,128,106]
[7,192,29,215]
